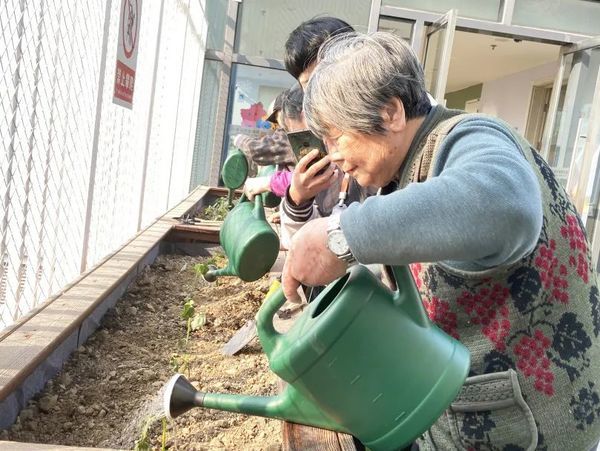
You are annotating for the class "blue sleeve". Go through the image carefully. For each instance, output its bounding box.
[339,118,543,271]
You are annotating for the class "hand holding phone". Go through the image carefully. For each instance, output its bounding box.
[286,130,337,205]
[286,129,328,173]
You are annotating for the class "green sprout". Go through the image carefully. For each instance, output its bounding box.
[133,414,168,451]
[193,257,217,278]
[169,353,191,378]
[201,197,234,221]
[161,417,167,451]
[181,299,206,345]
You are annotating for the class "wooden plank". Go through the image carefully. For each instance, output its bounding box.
[282,422,343,451]
[168,223,221,244]
[338,433,362,450]
[0,441,118,450]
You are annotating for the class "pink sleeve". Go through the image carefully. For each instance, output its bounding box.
[269,170,293,197]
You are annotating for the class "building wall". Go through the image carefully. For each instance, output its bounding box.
[446,84,483,110]
[479,61,558,133]
[0,0,208,330]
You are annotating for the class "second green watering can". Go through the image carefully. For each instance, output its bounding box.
[204,194,279,282]
[166,264,470,450]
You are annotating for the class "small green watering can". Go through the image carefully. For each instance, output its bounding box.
[165,265,470,450]
[220,147,248,208]
[204,194,280,282]
[221,147,248,191]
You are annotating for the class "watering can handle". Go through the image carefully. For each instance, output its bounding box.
[389,265,431,328]
[255,285,287,356]
[237,193,265,217]
[253,194,266,220]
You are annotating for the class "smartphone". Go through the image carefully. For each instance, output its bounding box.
[286,129,328,173]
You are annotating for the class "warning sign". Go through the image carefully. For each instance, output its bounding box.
[113,0,142,109]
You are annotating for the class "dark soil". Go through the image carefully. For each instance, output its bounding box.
[1,253,281,450]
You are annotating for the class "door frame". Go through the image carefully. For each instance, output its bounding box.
[541,36,600,161]
[421,9,457,104]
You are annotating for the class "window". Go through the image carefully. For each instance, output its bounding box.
[190,60,222,189]
[382,0,501,21]
[223,64,295,158]
[513,0,600,36]
[378,17,413,42]
[235,0,371,59]
[207,0,227,51]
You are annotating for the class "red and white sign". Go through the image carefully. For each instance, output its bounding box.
[113,0,142,109]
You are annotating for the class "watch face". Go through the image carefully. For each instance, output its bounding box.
[327,230,349,256]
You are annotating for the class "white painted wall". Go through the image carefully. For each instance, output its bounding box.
[479,61,558,134]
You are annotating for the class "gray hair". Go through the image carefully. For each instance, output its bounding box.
[303,32,430,138]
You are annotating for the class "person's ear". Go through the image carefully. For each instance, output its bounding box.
[382,97,406,133]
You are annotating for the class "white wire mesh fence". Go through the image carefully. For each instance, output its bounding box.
[0,0,207,330]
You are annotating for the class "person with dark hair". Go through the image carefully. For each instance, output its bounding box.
[284,16,353,87]
[280,16,375,249]
[282,31,600,450]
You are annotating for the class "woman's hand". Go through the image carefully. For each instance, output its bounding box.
[282,217,347,302]
[289,150,337,205]
[243,176,271,201]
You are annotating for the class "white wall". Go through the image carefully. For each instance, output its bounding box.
[0,0,208,329]
[479,61,558,133]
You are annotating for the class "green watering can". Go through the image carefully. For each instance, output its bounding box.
[165,265,470,450]
[222,147,280,208]
[221,147,248,191]
[221,147,248,208]
[204,194,280,282]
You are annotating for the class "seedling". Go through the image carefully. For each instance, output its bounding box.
[169,353,191,378]
[161,417,167,451]
[193,258,216,277]
[201,197,235,221]
[134,415,168,451]
[181,299,206,345]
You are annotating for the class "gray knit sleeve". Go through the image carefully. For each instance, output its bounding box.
[340,118,543,272]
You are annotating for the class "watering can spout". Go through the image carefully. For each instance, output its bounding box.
[203,264,236,283]
[163,374,346,432]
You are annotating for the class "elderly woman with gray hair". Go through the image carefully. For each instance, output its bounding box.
[281,31,600,450]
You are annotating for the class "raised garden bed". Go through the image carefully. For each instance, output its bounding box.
[1,252,281,449]
[0,186,358,451]
[171,187,242,244]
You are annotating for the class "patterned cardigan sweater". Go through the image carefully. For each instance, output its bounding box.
[400,108,600,450]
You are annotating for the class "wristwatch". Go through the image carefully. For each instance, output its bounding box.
[327,214,356,265]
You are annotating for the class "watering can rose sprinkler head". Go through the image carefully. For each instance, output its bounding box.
[163,374,201,420]
[202,265,218,283]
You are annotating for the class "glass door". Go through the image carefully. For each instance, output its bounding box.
[542,37,600,269]
[421,9,457,104]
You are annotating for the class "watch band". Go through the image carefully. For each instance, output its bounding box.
[338,249,356,265]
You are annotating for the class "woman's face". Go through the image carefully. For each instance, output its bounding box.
[324,128,402,188]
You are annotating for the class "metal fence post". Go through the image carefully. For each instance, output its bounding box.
[138,0,167,231]
[166,0,192,209]
[1,0,26,320]
[80,0,113,273]
[207,0,238,186]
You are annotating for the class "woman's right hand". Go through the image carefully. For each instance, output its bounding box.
[243,176,271,201]
[289,149,337,205]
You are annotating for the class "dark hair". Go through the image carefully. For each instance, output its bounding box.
[284,17,354,80]
[281,83,303,123]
